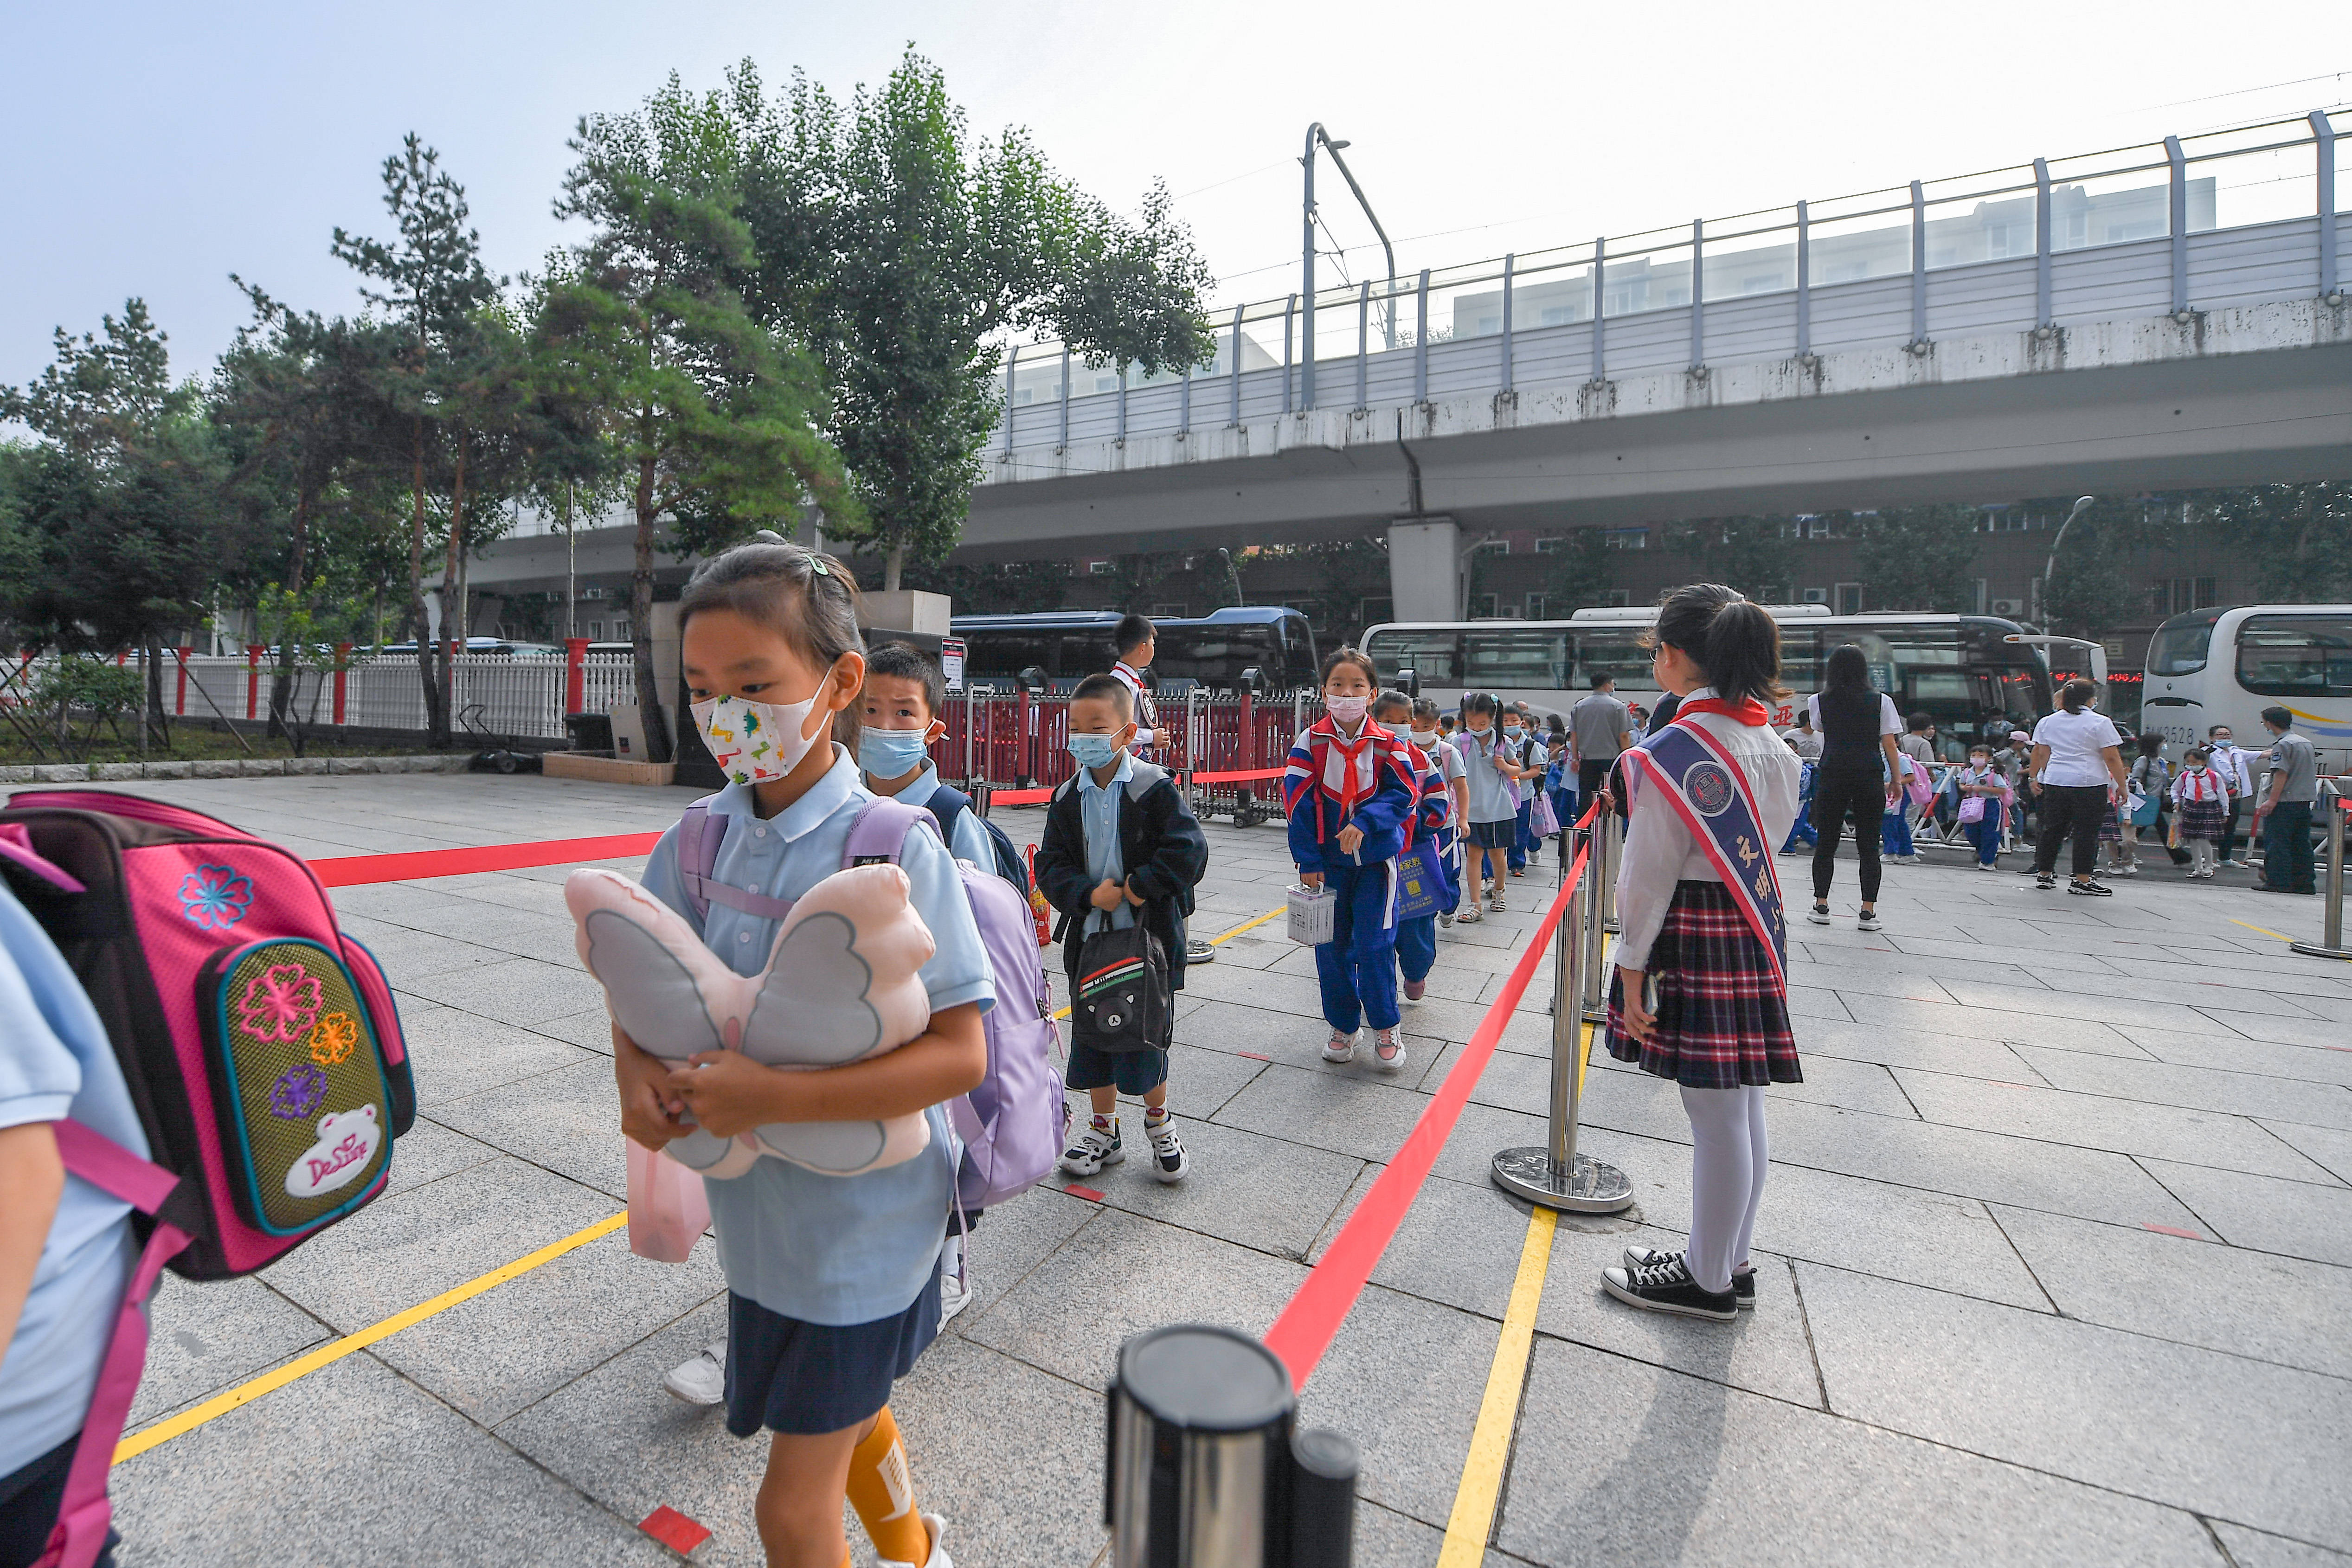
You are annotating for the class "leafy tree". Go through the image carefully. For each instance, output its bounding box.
[2198,483,2352,603]
[886,557,1069,613]
[1536,529,1616,613]
[1094,551,1186,616]
[1303,538,1390,646]
[2042,497,2176,640]
[1853,504,1984,612]
[1663,515,1800,603]
[331,135,508,747]
[731,51,1215,590]
[546,78,859,761]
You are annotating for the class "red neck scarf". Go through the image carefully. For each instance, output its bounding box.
[1674,695,1771,726]
[1312,716,1390,813]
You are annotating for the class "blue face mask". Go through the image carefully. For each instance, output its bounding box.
[1068,732,1125,770]
[858,727,933,778]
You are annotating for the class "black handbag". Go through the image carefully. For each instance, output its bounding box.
[1070,923,1172,1054]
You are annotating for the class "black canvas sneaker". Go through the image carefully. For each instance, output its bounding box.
[1601,1253,1738,1321]
[1623,1247,1754,1309]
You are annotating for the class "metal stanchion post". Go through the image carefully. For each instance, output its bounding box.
[1491,846,1636,1214]
[1581,809,1614,1024]
[2291,782,2351,961]
[1599,809,1621,933]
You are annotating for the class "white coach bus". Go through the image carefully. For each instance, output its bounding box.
[1360,608,2053,759]
[2142,606,2352,778]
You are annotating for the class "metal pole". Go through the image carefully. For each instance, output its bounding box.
[1589,235,1607,383]
[1180,360,1191,437]
[2166,134,2191,316]
[2311,111,2339,302]
[1058,346,1071,450]
[1302,123,1320,412]
[1580,808,1610,1022]
[1283,296,1297,415]
[564,482,575,645]
[1600,808,1621,932]
[2033,157,2055,331]
[1499,253,1516,392]
[2291,783,2351,960]
[1908,179,1929,349]
[1318,133,1398,351]
[1116,361,1128,443]
[1229,304,1245,427]
[1356,280,1369,411]
[1689,218,1705,373]
[1491,840,1635,1213]
[1795,201,1812,358]
[1002,345,1020,452]
[1414,269,1430,403]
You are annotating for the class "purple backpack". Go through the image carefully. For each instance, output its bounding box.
[677,796,1067,1211]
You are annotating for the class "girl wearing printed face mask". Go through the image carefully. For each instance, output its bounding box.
[1282,649,1420,1071]
[622,542,993,1568]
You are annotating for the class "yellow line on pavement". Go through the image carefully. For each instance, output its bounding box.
[1436,1204,1557,1566]
[2231,918,2293,942]
[115,1211,628,1463]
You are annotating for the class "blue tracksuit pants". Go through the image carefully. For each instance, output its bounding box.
[1317,858,1400,1033]
[1508,800,1534,870]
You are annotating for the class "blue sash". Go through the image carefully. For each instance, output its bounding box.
[1623,717,1787,988]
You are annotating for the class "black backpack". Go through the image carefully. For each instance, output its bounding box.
[927,784,1032,895]
[1069,924,1172,1054]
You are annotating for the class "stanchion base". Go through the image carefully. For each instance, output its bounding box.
[1491,1147,1636,1214]
[2289,942,2352,961]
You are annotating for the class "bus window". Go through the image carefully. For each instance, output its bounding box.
[1367,629,1464,686]
[1570,632,1651,688]
[1156,626,1280,689]
[1465,628,1567,689]
[2236,616,2352,696]
[1056,632,1117,681]
[962,631,1055,683]
[2147,611,2221,676]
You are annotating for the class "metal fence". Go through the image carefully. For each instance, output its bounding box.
[992,107,2348,456]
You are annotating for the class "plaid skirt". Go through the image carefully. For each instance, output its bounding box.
[2176,795,2227,841]
[1605,881,1802,1090]
[2100,801,2123,842]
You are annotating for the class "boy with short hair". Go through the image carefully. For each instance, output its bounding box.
[857,642,996,871]
[1376,690,1453,1001]
[1109,614,1159,752]
[1037,674,1208,1181]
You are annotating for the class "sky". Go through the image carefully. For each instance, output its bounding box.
[2,0,2345,396]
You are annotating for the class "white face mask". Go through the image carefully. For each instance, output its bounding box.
[1325,694,1369,726]
[692,691,825,785]
[1410,727,1439,745]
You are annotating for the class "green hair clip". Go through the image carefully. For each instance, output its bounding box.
[810,558,829,577]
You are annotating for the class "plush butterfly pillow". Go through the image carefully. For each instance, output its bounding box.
[565,863,937,1179]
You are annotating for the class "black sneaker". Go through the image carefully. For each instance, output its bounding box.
[1601,1253,1738,1321]
[2035,874,2056,889]
[1805,903,1831,925]
[1624,1247,1754,1309]
[2067,878,2113,897]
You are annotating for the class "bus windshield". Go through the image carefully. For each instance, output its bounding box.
[2147,611,2223,676]
[2236,615,2352,696]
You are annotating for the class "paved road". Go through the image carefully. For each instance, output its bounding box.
[95,773,2352,1567]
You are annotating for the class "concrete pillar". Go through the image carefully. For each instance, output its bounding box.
[1387,517,1461,622]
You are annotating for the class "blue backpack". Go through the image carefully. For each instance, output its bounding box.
[925,784,1031,896]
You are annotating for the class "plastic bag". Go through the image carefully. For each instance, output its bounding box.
[626,1137,710,1263]
[1530,792,1560,837]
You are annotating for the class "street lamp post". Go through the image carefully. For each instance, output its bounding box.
[1218,547,1246,607]
[1301,123,1399,411]
[2036,495,2097,630]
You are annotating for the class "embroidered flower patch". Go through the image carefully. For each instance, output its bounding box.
[238,964,324,1044]
[306,1010,360,1067]
[268,1063,328,1121]
[179,865,254,930]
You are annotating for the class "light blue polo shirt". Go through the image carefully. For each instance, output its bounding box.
[1076,753,1139,939]
[641,746,996,1326]
[0,882,143,1477]
[880,762,996,871]
[1457,726,1518,825]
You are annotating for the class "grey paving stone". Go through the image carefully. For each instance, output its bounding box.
[2119,1023,2352,1086]
[382,1113,501,1196]
[262,1156,619,1332]
[1214,1058,1436,1163]
[1297,1284,1503,1529]
[1354,1498,1447,1568]
[129,1274,332,1430]
[372,1228,723,1427]
[1077,1112,1362,1260]
[334,916,509,980]
[2017,1043,2352,1129]
[1788,1014,2063,1078]
[2188,1007,2345,1050]
[1310,1167,1533,1316]
[1890,1069,2341,1182]
[1936,976,2248,1033]
[1800,1262,2352,1545]
[945,1184,1097,1333]
[403,1005,601,1107]
[2262,1121,2352,1184]
[1992,1204,2352,1379]
[432,1056,631,1199]
[110,1352,670,1568]
[1796,958,2050,1001]
[961,1207,1304,1389]
[394,952,606,1028]
[2137,1158,2352,1267]
[1784,984,1853,1021]
[1495,1337,2220,1568]
[1882,931,2125,974]
[2211,1523,2352,1568]
[531,1005,624,1054]
[1837,990,2141,1052]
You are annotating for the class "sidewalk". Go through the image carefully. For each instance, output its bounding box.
[93,773,2352,1567]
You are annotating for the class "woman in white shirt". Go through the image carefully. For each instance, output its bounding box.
[2029,676,2128,895]
[1598,584,1802,1324]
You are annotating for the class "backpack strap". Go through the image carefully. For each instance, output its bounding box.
[925,785,973,855]
[843,797,941,869]
[676,797,798,923]
[43,1120,193,1568]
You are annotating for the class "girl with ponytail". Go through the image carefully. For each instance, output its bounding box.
[1599,585,1805,1323]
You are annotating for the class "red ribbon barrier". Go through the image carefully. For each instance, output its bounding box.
[308,832,664,887]
[1187,767,1290,785]
[1261,840,1589,1390]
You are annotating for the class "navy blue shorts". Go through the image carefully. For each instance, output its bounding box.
[1064,1039,1170,1095]
[1467,819,1516,849]
[724,1252,943,1438]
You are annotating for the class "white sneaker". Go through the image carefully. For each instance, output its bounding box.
[1856,909,1883,932]
[880,1513,954,1568]
[662,1339,726,1405]
[1371,1030,1406,1073]
[1323,1030,1358,1063]
[939,1260,972,1324]
[1975,860,1999,872]
[1058,1115,1124,1176]
[1144,1116,1189,1182]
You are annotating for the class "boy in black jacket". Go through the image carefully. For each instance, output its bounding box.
[1037,673,1209,1183]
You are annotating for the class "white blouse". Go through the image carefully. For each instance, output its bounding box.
[1612,689,1804,973]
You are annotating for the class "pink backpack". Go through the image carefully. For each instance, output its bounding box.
[0,790,413,1567]
[677,795,1067,1212]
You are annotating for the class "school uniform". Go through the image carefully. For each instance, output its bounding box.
[879,760,996,870]
[1035,756,1209,1095]
[1391,738,1455,987]
[1458,728,1519,856]
[1111,661,1159,751]
[1504,731,1537,871]
[640,747,996,1437]
[1954,763,2009,866]
[1285,718,1419,1035]
[2207,740,2255,861]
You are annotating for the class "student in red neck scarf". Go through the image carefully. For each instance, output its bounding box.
[1282,648,1421,1073]
[1599,584,1803,1324]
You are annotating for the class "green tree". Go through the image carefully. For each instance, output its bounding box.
[1663,515,1800,603]
[732,51,1214,590]
[888,558,1069,613]
[546,79,859,761]
[2198,483,2352,602]
[331,134,508,747]
[1304,538,1390,646]
[2042,497,2176,639]
[1853,504,1984,612]
[1538,529,1616,613]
